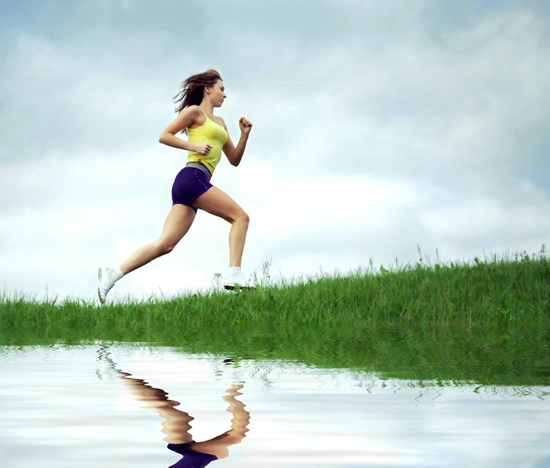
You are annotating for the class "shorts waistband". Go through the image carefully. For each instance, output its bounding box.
[185,162,212,180]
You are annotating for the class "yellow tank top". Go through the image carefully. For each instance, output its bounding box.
[186,107,229,175]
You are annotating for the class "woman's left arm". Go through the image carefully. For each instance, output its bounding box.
[222,117,253,167]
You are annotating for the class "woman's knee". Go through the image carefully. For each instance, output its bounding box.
[235,210,250,226]
[155,239,177,256]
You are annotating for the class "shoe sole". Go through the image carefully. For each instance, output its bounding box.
[223,284,255,291]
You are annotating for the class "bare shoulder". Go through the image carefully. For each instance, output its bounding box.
[185,105,203,120]
[179,105,204,129]
[173,105,200,121]
[162,105,203,135]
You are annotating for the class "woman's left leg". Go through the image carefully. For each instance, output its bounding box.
[119,204,196,275]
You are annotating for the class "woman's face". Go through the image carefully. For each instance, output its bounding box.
[207,80,227,107]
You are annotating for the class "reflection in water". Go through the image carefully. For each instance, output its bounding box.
[97,348,250,467]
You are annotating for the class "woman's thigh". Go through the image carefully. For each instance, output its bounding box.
[158,204,196,246]
[192,186,246,223]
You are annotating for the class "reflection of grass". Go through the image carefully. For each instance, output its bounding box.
[1,247,549,385]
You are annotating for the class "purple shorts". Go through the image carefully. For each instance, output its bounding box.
[167,442,217,468]
[171,165,213,213]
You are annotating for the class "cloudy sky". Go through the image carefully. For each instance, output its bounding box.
[1,0,549,302]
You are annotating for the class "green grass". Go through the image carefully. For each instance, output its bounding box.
[2,246,549,328]
[1,246,549,386]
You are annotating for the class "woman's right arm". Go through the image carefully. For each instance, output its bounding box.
[158,106,201,151]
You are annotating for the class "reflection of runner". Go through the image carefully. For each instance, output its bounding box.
[97,348,250,467]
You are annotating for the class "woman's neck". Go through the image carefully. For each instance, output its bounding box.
[199,101,215,116]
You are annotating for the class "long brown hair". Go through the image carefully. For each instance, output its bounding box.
[173,69,222,133]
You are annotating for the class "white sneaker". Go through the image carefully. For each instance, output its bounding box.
[223,271,255,290]
[97,266,122,304]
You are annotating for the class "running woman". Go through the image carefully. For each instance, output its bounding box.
[97,69,253,304]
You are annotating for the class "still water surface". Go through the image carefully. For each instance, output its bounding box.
[1,345,549,468]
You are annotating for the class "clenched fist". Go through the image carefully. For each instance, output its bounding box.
[239,117,253,135]
[193,143,212,155]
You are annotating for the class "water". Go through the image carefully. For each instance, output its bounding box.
[1,345,549,467]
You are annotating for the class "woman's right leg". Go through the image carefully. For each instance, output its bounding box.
[119,204,196,275]
[192,186,249,268]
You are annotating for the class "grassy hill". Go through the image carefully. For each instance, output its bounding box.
[1,247,549,385]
